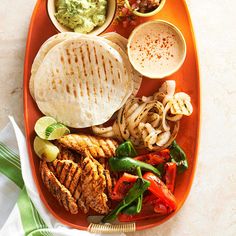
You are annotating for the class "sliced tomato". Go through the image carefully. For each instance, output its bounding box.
[134,149,170,165]
[164,162,177,193]
[143,172,177,211]
[111,173,138,201]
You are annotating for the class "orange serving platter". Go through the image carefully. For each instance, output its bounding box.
[24,0,200,231]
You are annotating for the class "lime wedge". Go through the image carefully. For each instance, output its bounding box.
[45,123,70,140]
[34,136,59,162]
[34,116,57,139]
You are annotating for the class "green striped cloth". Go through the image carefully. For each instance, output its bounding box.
[0,118,122,236]
[0,123,51,236]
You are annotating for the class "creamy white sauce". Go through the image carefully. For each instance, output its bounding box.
[128,23,185,78]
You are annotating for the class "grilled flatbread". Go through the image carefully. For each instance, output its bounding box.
[102,32,142,97]
[102,32,128,53]
[30,32,82,98]
[100,36,142,99]
[33,37,133,128]
[30,32,142,104]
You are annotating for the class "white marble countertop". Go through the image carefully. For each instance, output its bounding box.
[0,0,235,235]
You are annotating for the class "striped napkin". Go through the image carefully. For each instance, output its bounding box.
[0,117,124,236]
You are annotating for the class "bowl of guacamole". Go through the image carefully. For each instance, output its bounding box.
[47,0,116,35]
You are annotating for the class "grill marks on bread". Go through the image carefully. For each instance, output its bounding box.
[32,36,135,128]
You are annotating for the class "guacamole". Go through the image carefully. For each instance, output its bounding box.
[55,0,107,33]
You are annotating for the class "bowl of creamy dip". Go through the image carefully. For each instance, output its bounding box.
[127,20,187,78]
[47,0,116,35]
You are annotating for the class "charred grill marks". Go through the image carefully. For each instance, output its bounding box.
[40,135,117,215]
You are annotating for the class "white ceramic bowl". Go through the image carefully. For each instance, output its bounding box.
[47,0,116,35]
[127,20,187,79]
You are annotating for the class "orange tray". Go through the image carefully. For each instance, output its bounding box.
[24,0,200,232]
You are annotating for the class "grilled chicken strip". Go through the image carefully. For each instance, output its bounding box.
[97,157,117,198]
[47,144,81,175]
[104,169,113,199]
[41,159,112,214]
[57,134,118,159]
[47,157,110,214]
[54,142,81,163]
[40,161,78,214]
[50,159,89,214]
[40,134,118,215]
[80,153,110,214]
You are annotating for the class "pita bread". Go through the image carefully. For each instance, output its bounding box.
[102,32,142,97]
[30,33,82,98]
[30,32,142,99]
[102,32,128,53]
[33,37,133,128]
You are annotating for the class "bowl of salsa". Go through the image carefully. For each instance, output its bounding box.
[125,0,166,17]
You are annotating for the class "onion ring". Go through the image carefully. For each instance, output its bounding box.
[92,81,192,151]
